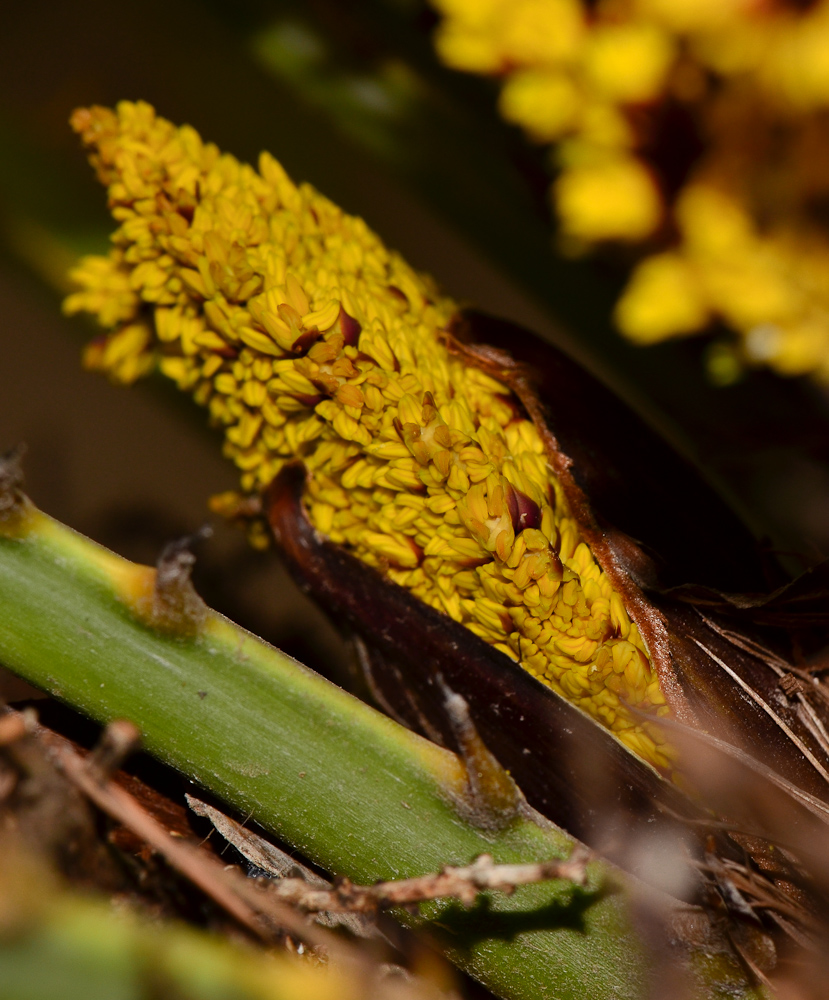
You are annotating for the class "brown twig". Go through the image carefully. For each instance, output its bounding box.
[259,849,591,914]
[187,793,586,923]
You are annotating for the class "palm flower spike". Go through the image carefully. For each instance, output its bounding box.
[66,102,829,976]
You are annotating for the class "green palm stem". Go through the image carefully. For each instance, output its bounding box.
[0,492,765,1000]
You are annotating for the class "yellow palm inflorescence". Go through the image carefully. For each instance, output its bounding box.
[432,0,829,383]
[65,101,672,770]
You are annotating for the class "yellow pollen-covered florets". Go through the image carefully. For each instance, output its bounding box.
[65,101,672,770]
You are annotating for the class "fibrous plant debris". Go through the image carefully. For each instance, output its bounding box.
[0,700,596,1000]
[0,707,466,1000]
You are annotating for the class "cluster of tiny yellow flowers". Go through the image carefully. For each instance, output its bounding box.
[431,0,829,382]
[65,101,672,769]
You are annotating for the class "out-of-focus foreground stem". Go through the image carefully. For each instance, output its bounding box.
[0,496,764,1000]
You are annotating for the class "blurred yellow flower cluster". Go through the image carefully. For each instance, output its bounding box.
[432,0,829,382]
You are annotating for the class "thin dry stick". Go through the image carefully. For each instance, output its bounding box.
[188,794,588,924]
[260,850,591,914]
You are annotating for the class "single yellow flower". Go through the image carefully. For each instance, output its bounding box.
[583,23,674,105]
[555,157,662,242]
[615,253,708,343]
[498,70,581,142]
